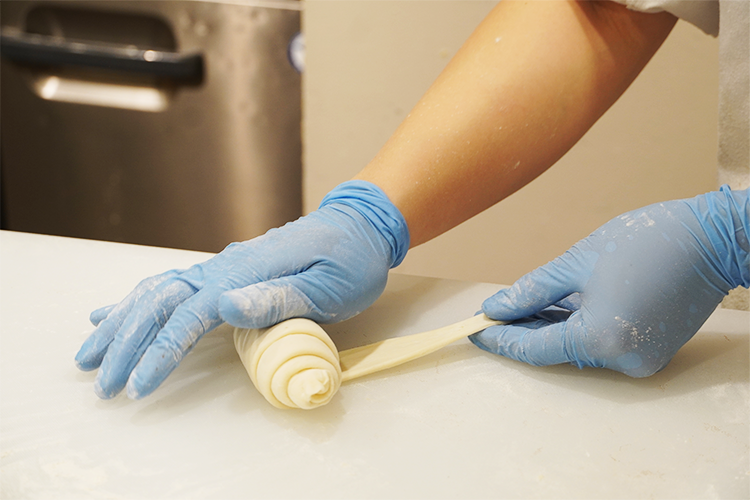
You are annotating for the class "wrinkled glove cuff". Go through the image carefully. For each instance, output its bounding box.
[691,185,750,289]
[320,180,411,267]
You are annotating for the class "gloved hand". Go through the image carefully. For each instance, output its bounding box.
[75,181,410,399]
[471,186,749,377]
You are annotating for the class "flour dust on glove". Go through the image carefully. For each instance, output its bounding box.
[471,186,749,377]
[75,181,410,400]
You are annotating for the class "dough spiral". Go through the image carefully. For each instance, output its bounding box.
[234,314,501,410]
[234,319,342,410]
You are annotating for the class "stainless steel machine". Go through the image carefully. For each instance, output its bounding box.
[1,0,302,252]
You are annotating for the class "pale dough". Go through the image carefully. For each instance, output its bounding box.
[234,318,341,410]
[234,314,502,410]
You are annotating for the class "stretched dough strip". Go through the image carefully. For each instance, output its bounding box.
[339,313,501,382]
[234,314,502,410]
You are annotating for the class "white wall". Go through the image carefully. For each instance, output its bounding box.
[303,0,719,286]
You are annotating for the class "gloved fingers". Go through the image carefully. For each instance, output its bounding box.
[77,270,184,369]
[125,287,226,400]
[92,279,198,399]
[482,263,583,321]
[513,306,574,327]
[470,311,590,368]
[78,295,146,372]
[218,277,324,330]
[553,292,581,312]
[76,317,118,371]
[89,305,116,326]
[97,269,184,322]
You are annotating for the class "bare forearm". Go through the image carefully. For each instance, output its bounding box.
[354,0,676,246]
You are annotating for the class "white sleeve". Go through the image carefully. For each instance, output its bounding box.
[611,0,719,36]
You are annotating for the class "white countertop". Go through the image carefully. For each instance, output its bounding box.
[1,230,748,499]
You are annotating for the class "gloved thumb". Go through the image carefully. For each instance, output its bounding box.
[219,277,325,329]
[483,248,598,321]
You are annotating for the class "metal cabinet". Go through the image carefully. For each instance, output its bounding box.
[1,0,302,252]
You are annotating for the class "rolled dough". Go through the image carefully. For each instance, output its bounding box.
[234,318,342,410]
[234,314,502,410]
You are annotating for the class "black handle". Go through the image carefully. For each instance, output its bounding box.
[0,31,203,83]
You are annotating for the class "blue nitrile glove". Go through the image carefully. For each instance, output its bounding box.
[470,186,749,377]
[75,181,409,399]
